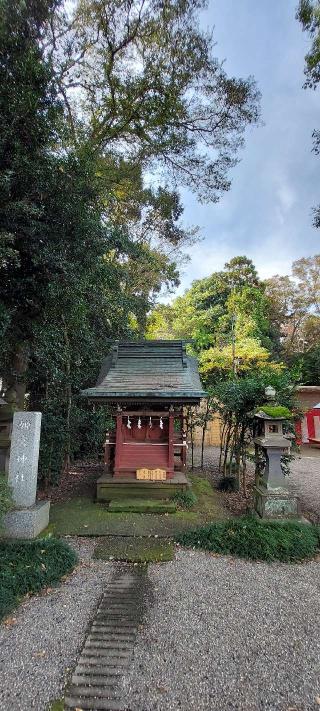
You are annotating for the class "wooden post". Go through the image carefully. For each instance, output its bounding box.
[306,410,315,442]
[168,408,174,479]
[182,430,187,470]
[114,410,123,477]
[104,430,110,471]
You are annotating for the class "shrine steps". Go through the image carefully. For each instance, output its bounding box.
[108,498,177,513]
[96,471,188,502]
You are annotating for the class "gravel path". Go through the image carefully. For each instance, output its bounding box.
[290,455,320,523]
[0,537,114,711]
[122,549,320,711]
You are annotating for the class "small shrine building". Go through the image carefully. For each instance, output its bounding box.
[81,340,206,500]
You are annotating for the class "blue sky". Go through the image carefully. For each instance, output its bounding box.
[176,0,320,293]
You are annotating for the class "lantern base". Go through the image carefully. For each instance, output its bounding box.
[254,485,300,519]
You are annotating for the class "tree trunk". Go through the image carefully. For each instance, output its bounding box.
[62,317,72,473]
[5,342,29,410]
[200,400,210,467]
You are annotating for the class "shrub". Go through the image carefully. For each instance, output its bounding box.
[217,476,238,492]
[176,516,319,562]
[0,473,13,529]
[0,537,78,620]
[172,489,197,509]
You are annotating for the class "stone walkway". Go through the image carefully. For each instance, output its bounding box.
[64,568,147,711]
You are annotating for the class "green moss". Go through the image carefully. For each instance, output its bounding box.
[47,699,64,711]
[189,476,228,519]
[177,516,320,562]
[0,538,78,620]
[94,536,174,562]
[0,472,13,529]
[108,498,177,513]
[50,484,227,538]
[258,404,292,418]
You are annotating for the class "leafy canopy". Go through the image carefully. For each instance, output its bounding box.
[46,0,260,202]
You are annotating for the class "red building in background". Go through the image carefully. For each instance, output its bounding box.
[295,386,320,448]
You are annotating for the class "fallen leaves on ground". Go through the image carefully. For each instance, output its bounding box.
[4,616,17,627]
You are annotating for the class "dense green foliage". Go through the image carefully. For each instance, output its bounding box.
[177,516,320,562]
[147,256,279,375]
[209,372,298,488]
[0,473,13,529]
[0,0,261,485]
[48,1,260,203]
[148,254,320,382]
[0,537,78,620]
[294,344,320,384]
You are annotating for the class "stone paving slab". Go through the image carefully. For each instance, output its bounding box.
[65,567,147,711]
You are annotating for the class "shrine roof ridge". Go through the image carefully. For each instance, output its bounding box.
[81,339,207,403]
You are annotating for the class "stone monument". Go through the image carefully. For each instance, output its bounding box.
[253,407,299,519]
[3,412,50,538]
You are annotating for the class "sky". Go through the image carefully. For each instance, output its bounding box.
[175,0,320,294]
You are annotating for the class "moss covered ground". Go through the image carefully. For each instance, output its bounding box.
[108,498,177,513]
[94,536,174,562]
[48,476,227,538]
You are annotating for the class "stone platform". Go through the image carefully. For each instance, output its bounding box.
[4,501,50,539]
[96,471,188,502]
[254,485,300,519]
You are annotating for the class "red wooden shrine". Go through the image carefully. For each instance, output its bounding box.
[104,407,187,479]
[81,340,206,495]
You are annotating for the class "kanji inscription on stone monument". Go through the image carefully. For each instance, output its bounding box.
[8,412,42,508]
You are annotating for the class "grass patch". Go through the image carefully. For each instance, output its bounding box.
[176,516,320,562]
[0,538,78,621]
[94,536,174,562]
[171,489,197,509]
[108,498,177,513]
[189,476,228,519]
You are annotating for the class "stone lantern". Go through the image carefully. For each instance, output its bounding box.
[254,406,299,519]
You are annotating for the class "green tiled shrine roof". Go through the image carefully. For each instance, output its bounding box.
[81,340,207,403]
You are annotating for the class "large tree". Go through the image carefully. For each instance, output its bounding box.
[264,254,320,355]
[0,0,261,482]
[46,0,260,203]
[297,0,320,225]
[147,256,276,377]
[0,0,184,481]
